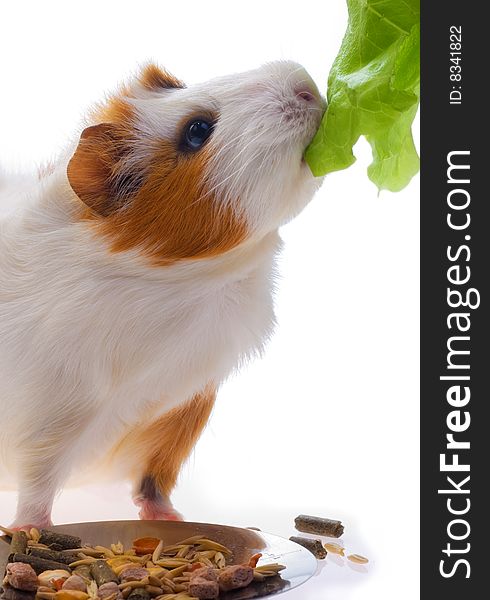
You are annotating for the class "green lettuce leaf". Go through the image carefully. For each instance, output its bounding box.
[305,0,420,191]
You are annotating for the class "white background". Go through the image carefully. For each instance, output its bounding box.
[0,1,420,598]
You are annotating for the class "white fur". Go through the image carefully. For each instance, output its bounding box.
[0,61,323,526]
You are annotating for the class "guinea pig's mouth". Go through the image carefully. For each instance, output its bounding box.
[300,126,322,166]
[296,97,326,166]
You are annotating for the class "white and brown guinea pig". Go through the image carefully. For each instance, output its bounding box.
[0,61,325,528]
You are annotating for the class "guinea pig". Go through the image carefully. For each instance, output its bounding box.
[0,61,325,528]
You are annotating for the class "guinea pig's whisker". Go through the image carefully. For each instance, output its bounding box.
[216,124,274,172]
[202,124,278,193]
[210,108,274,160]
[209,122,266,164]
[216,124,279,183]
[188,154,257,209]
[187,134,276,211]
[225,140,276,202]
[255,139,280,181]
[252,114,287,181]
[204,126,265,174]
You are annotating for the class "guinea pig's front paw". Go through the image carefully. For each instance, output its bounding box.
[137,499,183,522]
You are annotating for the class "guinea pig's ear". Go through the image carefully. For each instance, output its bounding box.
[67,123,139,216]
[137,63,185,92]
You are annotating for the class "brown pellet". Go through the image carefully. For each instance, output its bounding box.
[8,531,28,561]
[72,565,92,582]
[10,553,72,575]
[90,561,118,586]
[30,548,77,566]
[39,531,82,552]
[289,536,327,559]
[294,515,344,538]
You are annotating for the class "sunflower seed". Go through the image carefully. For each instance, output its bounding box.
[347,554,369,564]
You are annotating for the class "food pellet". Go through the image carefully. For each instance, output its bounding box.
[294,514,344,538]
[38,532,82,552]
[29,549,76,566]
[9,554,71,576]
[8,532,28,562]
[89,561,118,586]
[289,536,327,559]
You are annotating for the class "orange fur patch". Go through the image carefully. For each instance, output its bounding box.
[68,77,247,264]
[98,141,247,264]
[126,385,216,496]
[93,95,136,124]
[139,64,184,91]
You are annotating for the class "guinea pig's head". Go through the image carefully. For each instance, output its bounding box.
[67,61,325,265]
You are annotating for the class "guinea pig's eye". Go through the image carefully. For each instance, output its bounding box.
[183,119,214,151]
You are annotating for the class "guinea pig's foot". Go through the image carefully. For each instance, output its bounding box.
[136,498,183,521]
[9,518,54,532]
